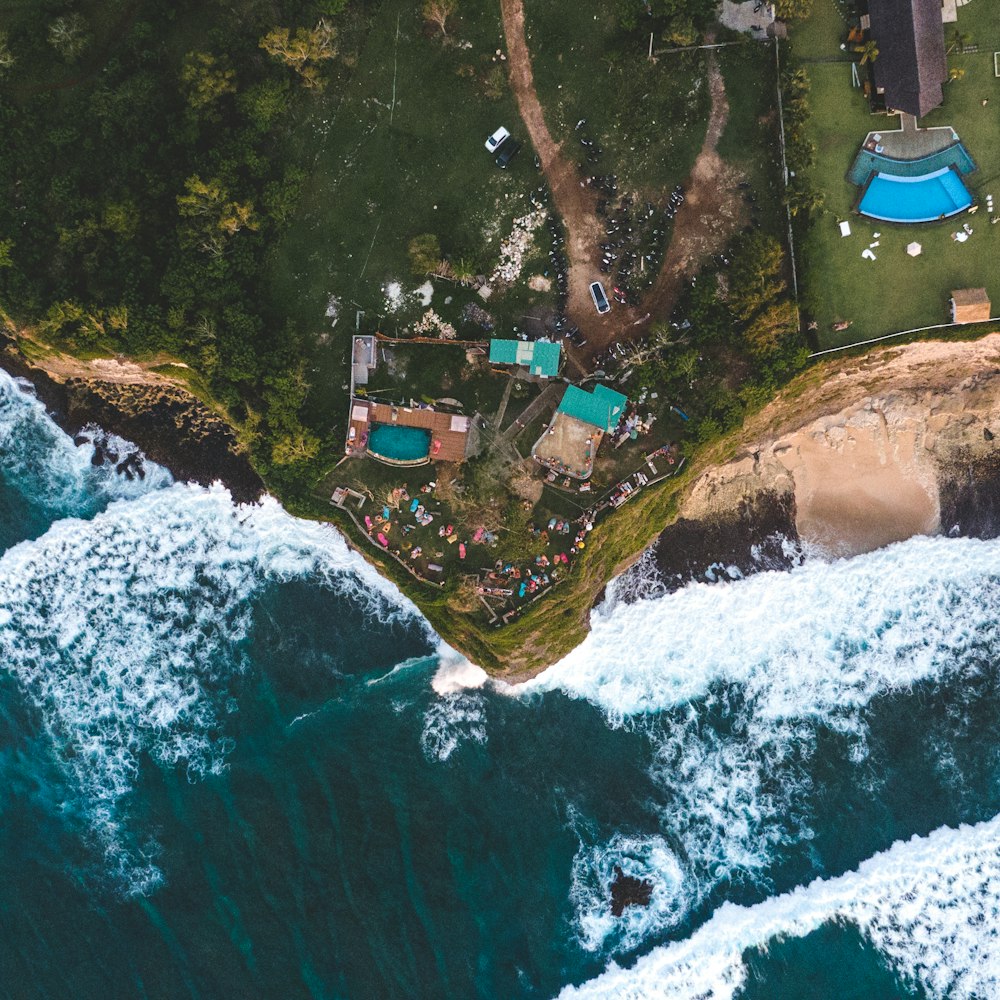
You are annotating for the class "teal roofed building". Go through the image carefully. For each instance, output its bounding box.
[557,384,628,433]
[489,338,561,378]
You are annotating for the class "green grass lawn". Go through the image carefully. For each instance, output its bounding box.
[788,0,852,62]
[522,0,710,195]
[267,0,555,434]
[796,1,1000,348]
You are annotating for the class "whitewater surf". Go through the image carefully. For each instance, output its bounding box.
[3,367,1000,999]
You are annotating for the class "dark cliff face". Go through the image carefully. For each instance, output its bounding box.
[0,336,264,504]
[613,489,801,603]
[939,446,1000,542]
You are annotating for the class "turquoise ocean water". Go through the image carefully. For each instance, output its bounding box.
[2,367,999,999]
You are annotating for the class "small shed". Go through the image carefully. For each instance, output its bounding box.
[951,288,992,324]
[489,338,561,377]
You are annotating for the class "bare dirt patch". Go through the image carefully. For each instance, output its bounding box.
[642,50,748,325]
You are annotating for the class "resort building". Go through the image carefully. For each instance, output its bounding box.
[866,0,947,118]
[488,338,562,378]
[532,383,628,481]
[950,288,992,324]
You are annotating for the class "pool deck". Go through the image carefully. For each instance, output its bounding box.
[862,116,957,161]
[347,399,470,463]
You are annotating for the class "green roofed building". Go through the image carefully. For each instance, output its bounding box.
[557,384,628,433]
[489,338,562,378]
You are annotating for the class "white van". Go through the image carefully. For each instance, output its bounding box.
[589,281,611,314]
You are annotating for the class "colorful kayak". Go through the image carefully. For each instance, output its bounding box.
[377,533,388,548]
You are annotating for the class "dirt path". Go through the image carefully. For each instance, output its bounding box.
[500,7,746,354]
[499,0,614,340]
[641,47,748,325]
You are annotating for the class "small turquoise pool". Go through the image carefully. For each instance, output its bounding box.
[367,422,431,463]
[859,166,973,224]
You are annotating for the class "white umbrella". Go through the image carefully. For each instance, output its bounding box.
[906,242,922,257]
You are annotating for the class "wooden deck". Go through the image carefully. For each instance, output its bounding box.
[345,399,470,463]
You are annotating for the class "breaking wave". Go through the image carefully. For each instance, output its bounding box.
[0,482,425,894]
[0,371,171,528]
[521,535,1000,953]
[561,814,1000,999]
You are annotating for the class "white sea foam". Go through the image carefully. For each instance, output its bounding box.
[420,692,487,762]
[524,534,1000,719]
[431,643,490,694]
[561,813,1000,1000]
[0,371,172,517]
[523,535,1000,952]
[0,482,424,892]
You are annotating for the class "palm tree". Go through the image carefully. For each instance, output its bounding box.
[948,66,966,84]
[947,29,970,54]
[854,39,879,66]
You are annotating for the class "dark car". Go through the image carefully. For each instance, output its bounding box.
[495,138,522,169]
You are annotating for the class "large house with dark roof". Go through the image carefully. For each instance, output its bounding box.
[867,0,947,118]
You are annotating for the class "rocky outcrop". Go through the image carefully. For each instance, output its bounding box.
[0,333,264,503]
[610,865,653,917]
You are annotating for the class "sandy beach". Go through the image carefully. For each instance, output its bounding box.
[676,335,1000,560]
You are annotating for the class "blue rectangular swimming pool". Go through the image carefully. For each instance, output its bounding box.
[859,166,973,224]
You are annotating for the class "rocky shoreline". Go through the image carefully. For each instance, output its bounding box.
[0,333,263,504]
[4,329,1000,674]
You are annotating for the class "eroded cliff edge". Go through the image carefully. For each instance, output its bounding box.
[0,333,263,504]
[4,328,1000,679]
[623,335,1000,598]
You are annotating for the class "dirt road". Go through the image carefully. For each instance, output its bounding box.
[499,6,749,356]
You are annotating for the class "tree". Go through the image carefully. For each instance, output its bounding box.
[271,430,321,465]
[452,257,476,284]
[773,0,813,19]
[181,52,236,113]
[948,66,966,83]
[745,299,798,355]
[947,29,970,54]
[260,19,337,89]
[177,176,257,256]
[662,17,698,47]
[422,0,458,38]
[786,182,825,218]
[855,40,879,65]
[0,239,13,269]
[408,233,442,275]
[0,32,14,75]
[728,232,786,322]
[48,13,90,62]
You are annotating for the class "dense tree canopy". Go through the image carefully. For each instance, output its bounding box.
[0,0,345,492]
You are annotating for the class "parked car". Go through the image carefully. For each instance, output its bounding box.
[485,127,510,153]
[589,281,611,314]
[495,138,522,169]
